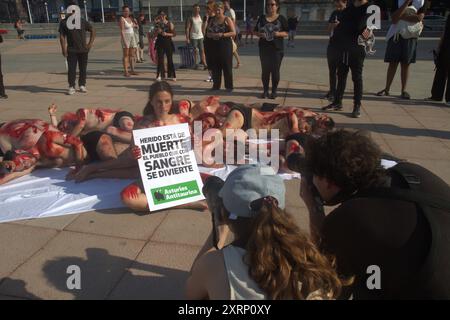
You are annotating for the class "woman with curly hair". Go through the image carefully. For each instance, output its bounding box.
[186,164,350,300]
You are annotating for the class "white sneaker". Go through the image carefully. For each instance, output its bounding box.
[79,86,87,93]
[156,76,162,82]
[68,87,76,95]
[204,76,212,82]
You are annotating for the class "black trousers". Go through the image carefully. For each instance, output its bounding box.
[209,38,233,90]
[334,46,366,105]
[259,45,284,93]
[327,44,340,97]
[67,52,88,88]
[0,54,5,96]
[431,53,450,102]
[156,39,176,79]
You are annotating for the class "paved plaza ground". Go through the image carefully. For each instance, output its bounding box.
[0,36,449,300]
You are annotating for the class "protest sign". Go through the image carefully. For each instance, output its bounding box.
[133,123,204,211]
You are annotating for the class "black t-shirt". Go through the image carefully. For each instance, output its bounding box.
[332,3,370,50]
[287,17,299,30]
[138,20,145,36]
[320,162,450,299]
[328,9,344,23]
[59,18,93,53]
[254,15,288,51]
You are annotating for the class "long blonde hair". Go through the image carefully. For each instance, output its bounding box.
[241,198,351,299]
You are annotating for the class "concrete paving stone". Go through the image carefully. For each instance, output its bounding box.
[0,224,58,279]
[65,210,167,241]
[108,242,200,300]
[150,209,212,247]
[386,139,450,161]
[9,214,80,231]
[0,231,145,300]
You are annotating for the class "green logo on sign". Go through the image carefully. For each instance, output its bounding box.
[151,180,201,204]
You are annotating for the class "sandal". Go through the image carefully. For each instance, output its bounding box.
[130,71,139,75]
[376,89,390,96]
[124,73,131,77]
[401,91,411,100]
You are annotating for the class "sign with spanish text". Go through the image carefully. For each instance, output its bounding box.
[133,123,204,211]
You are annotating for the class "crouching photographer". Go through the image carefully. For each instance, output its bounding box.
[297,129,450,299]
[185,164,350,300]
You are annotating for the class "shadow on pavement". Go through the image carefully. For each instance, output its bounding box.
[43,248,190,300]
[0,278,42,300]
[339,122,450,140]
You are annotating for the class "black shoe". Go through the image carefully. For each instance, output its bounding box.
[226,88,233,93]
[323,91,333,101]
[269,92,277,99]
[322,102,342,111]
[425,96,442,102]
[352,104,361,118]
[260,91,269,99]
[0,94,8,99]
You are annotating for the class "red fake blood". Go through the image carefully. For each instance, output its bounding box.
[121,183,140,200]
[41,131,64,158]
[289,143,301,154]
[76,109,87,121]
[0,120,49,139]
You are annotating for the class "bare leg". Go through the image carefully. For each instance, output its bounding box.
[121,182,207,212]
[233,51,241,68]
[96,134,118,161]
[123,48,130,76]
[129,48,136,74]
[400,63,410,93]
[385,62,399,92]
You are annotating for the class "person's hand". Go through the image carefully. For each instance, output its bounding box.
[48,103,58,115]
[186,38,190,44]
[162,31,166,36]
[332,20,340,28]
[132,146,142,160]
[258,32,266,39]
[62,49,68,58]
[87,43,92,51]
[0,161,16,173]
[361,28,371,40]
[300,177,316,210]
[66,165,94,183]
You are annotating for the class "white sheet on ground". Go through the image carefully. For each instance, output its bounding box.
[0,160,397,224]
[0,168,134,224]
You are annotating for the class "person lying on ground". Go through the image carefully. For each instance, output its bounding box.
[48,104,135,143]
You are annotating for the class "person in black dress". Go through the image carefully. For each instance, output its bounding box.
[254,0,288,99]
[154,9,176,81]
[205,2,236,91]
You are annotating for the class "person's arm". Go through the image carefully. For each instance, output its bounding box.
[161,22,175,37]
[48,104,59,127]
[59,31,67,57]
[186,18,192,43]
[119,17,127,48]
[69,109,87,137]
[185,252,211,300]
[222,17,236,38]
[275,16,289,38]
[105,126,133,144]
[86,23,96,50]
[300,178,326,245]
[392,0,412,24]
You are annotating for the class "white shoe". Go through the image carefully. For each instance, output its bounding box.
[156,76,162,82]
[446,101,450,107]
[68,87,76,95]
[171,78,177,82]
[79,86,87,93]
[204,76,212,82]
